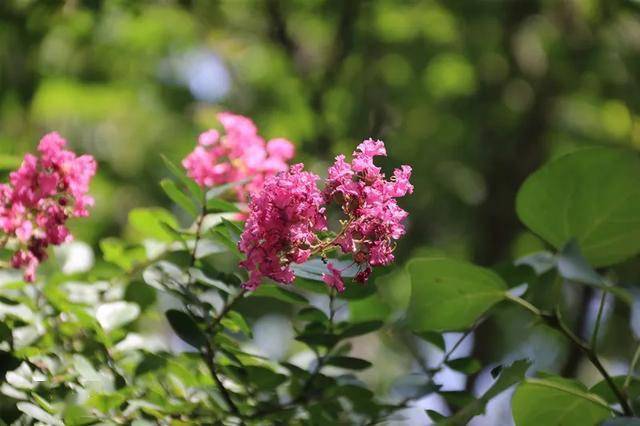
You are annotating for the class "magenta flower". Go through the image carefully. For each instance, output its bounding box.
[182,112,295,201]
[322,262,345,292]
[324,139,413,283]
[0,132,97,282]
[238,138,412,292]
[238,164,327,290]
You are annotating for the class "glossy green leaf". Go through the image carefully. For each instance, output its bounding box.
[516,147,640,267]
[165,309,206,349]
[325,356,372,370]
[512,377,613,426]
[407,257,507,332]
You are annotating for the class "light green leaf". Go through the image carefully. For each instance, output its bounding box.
[512,377,613,426]
[129,207,180,242]
[407,257,507,332]
[516,147,640,267]
[160,178,199,217]
[17,402,63,426]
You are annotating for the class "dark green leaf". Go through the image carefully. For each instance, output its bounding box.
[340,320,383,338]
[135,352,168,376]
[414,331,445,351]
[590,376,640,405]
[446,357,482,374]
[165,309,206,349]
[325,356,372,370]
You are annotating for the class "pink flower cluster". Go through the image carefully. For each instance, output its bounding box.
[324,139,413,283]
[182,112,295,200]
[0,133,97,282]
[238,164,327,290]
[238,139,412,292]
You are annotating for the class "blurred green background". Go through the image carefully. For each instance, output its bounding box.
[2,0,640,423]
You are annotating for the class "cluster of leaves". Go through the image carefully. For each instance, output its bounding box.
[407,147,640,424]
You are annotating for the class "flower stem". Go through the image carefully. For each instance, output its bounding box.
[506,294,633,416]
[590,291,607,351]
[624,342,640,391]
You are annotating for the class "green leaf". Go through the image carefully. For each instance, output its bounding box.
[128,207,180,242]
[325,356,372,370]
[221,311,252,336]
[206,197,240,213]
[590,376,640,405]
[442,359,530,425]
[251,285,308,304]
[245,366,287,388]
[407,257,507,332]
[17,402,63,426]
[161,154,204,200]
[557,240,632,305]
[63,405,95,426]
[516,147,640,267]
[340,320,383,338]
[160,178,199,217]
[512,377,613,426]
[135,352,168,376]
[165,309,206,349]
[296,333,339,348]
[427,410,448,422]
[414,331,445,351]
[446,357,482,374]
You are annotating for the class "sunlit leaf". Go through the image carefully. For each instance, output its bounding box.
[516,147,640,267]
[407,257,507,332]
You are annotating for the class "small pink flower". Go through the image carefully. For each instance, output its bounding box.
[183,113,296,202]
[322,262,345,292]
[238,164,326,290]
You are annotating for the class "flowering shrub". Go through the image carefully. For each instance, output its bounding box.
[1,121,640,425]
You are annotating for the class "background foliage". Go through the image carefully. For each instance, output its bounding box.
[2,0,640,424]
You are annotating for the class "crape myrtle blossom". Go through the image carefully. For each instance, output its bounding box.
[324,139,413,283]
[238,138,412,292]
[238,164,327,290]
[182,112,295,201]
[0,133,97,282]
